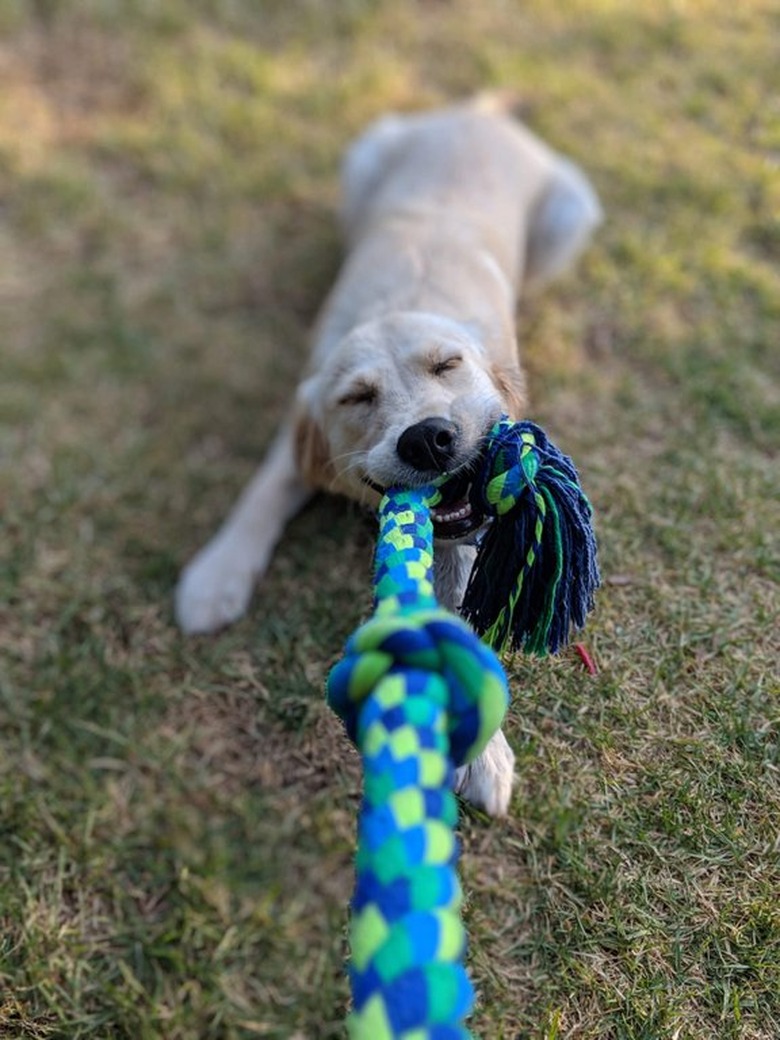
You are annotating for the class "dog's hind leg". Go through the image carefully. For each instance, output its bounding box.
[175,424,311,634]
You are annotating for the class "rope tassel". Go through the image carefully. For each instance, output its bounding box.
[326,420,598,1036]
[461,418,600,655]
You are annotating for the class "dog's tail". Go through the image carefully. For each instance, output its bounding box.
[525,154,603,291]
[468,88,529,119]
[469,91,602,289]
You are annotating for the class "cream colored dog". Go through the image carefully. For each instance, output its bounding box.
[176,97,601,816]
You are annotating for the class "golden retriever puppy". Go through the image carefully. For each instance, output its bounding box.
[176,97,601,815]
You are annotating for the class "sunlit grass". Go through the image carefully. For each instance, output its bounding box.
[1,1,778,1038]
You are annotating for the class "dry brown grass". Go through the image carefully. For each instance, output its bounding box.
[2,2,779,1038]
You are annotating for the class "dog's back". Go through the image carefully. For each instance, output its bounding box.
[309,100,601,367]
[342,99,601,289]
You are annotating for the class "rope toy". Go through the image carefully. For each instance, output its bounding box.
[327,418,599,1038]
[459,418,600,655]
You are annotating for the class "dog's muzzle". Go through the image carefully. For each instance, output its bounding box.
[396,417,459,473]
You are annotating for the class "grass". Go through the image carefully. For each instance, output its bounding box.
[1,1,778,1037]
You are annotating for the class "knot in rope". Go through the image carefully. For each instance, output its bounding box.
[327,607,508,768]
[471,417,576,515]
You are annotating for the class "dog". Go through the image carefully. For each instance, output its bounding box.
[175,96,602,816]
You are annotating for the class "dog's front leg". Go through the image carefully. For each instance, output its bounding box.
[433,541,476,615]
[176,424,311,634]
[434,542,516,817]
[453,728,515,818]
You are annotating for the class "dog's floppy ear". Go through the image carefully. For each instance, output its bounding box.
[293,377,333,489]
[490,361,527,420]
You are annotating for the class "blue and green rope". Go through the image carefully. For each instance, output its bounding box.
[327,418,599,1038]
[328,488,507,1037]
[460,418,600,655]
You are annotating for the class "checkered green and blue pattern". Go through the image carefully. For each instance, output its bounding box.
[326,418,599,1037]
[327,489,509,1039]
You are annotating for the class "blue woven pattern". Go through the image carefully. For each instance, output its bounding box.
[326,421,599,1036]
[327,488,508,1038]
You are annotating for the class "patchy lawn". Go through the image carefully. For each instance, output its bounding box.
[1,1,778,1038]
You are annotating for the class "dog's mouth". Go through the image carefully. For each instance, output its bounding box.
[362,467,484,541]
[429,467,483,540]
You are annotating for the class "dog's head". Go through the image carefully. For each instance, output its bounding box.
[294,313,525,538]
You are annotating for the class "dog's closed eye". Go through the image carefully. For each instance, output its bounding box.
[338,383,378,407]
[430,355,463,377]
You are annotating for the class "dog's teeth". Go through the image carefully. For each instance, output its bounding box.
[433,502,472,523]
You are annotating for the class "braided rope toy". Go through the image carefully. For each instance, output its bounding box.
[327,418,599,1037]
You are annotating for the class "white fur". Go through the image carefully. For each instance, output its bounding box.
[176,430,310,634]
[525,157,604,291]
[176,99,601,817]
[454,730,516,818]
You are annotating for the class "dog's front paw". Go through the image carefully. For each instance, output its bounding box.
[175,537,256,634]
[454,728,515,817]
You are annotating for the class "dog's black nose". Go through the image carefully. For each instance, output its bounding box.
[396,417,459,472]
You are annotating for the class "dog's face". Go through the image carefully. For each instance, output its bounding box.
[295,313,525,538]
